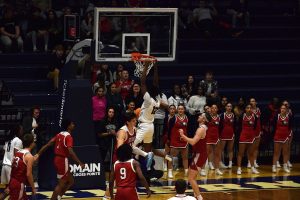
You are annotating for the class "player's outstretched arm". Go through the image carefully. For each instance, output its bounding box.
[68,147,84,168]
[109,167,115,199]
[37,138,55,157]
[140,59,152,95]
[133,160,151,198]
[25,154,36,196]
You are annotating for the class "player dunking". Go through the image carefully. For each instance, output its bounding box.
[9,134,36,200]
[132,60,171,162]
[109,143,151,200]
[180,113,211,200]
[37,119,84,200]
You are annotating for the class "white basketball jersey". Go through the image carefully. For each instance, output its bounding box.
[2,137,23,166]
[138,92,160,123]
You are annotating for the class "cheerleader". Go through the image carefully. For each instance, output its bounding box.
[180,113,211,200]
[162,105,177,172]
[248,98,262,168]
[206,104,223,175]
[219,103,235,168]
[167,104,189,178]
[237,104,259,174]
[282,100,293,168]
[272,104,292,173]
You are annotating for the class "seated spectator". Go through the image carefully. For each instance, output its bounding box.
[47,44,65,91]
[46,9,63,50]
[93,73,107,94]
[192,0,218,37]
[199,71,219,105]
[81,11,94,39]
[0,7,23,53]
[219,96,228,113]
[182,75,197,99]
[227,0,250,29]
[97,64,113,89]
[168,179,196,200]
[27,7,49,52]
[168,84,187,108]
[115,69,134,101]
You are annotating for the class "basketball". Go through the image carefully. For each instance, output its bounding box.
[134,108,141,118]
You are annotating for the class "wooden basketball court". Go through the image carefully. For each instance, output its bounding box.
[3,163,295,200]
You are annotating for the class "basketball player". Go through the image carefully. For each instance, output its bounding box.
[132,60,171,161]
[272,104,292,173]
[248,98,262,168]
[0,124,23,199]
[103,112,153,200]
[167,104,189,178]
[37,119,84,200]
[237,104,259,175]
[109,144,151,200]
[168,179,196,200]
[206,104,223,175]
[219,103,235,168]
[9,134,36,200]
[180,113,211,200]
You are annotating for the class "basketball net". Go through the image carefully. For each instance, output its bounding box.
[131,52,157,78]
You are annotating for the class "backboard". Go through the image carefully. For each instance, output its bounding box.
[93,7,178,62]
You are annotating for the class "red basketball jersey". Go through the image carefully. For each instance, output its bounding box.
[170,114,188,148]
[192,125,208,153]
[10,149,30,183]
[114,159,137,187]
[53,131,73,157]
[206,115,220,144]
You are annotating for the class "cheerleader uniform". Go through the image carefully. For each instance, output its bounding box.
[239,113,256,143]
[206,115,220,145]
[169,114,189,148]
[219,112,235,141]
[274,114,292,143]
[252,108,262,138]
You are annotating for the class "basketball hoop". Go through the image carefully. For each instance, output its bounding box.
[131,52,157,78]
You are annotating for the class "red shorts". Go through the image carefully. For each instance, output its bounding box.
[116,187,139,200]
[190,152,207,171]
[54,156,70,180]
[9,178,28,200]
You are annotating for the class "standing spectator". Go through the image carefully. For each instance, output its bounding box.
[22,106,41,188]
[168,84,187,108]
[93,73,107,94]
[186,86,206,136]
[199,71,219,105]
[0,7,23,53]
[113,64,124,82]
[92,86,107,134]
[182,75,197,99]
[126,83,144,109]
[219,96,228,113]
[27,7,49,52]
[115,69,134,101]
[168,179,196,200]
[106,83,124,122]
[227,0,250,29]
[97,64,113,89]
[234,97,246,122]
[47,44,66,91]
[97,107,119,169]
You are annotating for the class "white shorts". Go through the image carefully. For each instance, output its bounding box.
[136,122,154,144]
[1,164,11,184]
